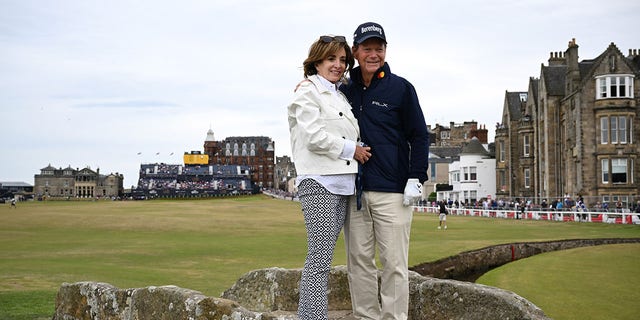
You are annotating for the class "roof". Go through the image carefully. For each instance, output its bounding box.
[429,146,463,159]
[41,164,57,171]
[459,137,490,157]
[505,91,527,120]
[541,65,566,96]
[0,181,33,188]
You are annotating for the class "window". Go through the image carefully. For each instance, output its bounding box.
[601,117,608,144]
[524,168,531,188]
[602,159,609,183]
[523,135,530,157]
[619,117,627,144]
[450,171,460,182]
[611,159,627,184]
[600,116,632,144]
[499,171,507,191]
[499,142,506,162]
[519,93,527,102]
[596,75,635,99]
[463,167,469,181]
[430,163,436,179]
[611,117,618,143]
[441,131,450,139]
[469,167,477,181]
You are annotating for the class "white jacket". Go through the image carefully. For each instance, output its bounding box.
[288,75,360,175]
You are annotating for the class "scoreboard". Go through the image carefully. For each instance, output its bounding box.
[183,151,209,165]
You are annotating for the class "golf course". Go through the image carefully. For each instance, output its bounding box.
[1,194,639,319]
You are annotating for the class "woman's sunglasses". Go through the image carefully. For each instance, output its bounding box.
[319,35,346,43]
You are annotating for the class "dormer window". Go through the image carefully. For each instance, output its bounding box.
[596,75,634,99]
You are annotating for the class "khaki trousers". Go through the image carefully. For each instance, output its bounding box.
[345,191,412,320]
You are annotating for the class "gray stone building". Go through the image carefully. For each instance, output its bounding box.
[34,165,124,199]
[428,121,489,146]
[275,155,296,192]
[496,39,639,208]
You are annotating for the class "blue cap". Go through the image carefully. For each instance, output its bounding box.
[353,22,386,45]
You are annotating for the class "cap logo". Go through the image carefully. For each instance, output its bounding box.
[361,25,383,36]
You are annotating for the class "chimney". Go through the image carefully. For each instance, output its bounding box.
[565,38,580,92]
[471,125,488,144]
[548,51,565,66]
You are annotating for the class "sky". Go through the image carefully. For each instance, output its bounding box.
[1,0,638,188]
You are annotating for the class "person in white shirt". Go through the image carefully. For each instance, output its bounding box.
[288,34,371,320]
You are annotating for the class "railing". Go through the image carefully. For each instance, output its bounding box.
[413,206,640,225]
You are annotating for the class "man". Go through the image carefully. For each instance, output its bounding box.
[438,201,448,230]
[340,22,429,320]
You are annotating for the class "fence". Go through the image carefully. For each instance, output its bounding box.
[414,206,640,225]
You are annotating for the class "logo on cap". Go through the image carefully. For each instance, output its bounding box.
[360,24,383,36]
[354,22,386,44]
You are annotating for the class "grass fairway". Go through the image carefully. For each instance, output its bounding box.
[1,195,639,319]
[477,243,640,320]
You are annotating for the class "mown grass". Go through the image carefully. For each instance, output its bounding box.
[1,195,638,319]
[477,244,640,320]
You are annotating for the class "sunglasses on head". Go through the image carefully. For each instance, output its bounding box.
[319,35,346,43]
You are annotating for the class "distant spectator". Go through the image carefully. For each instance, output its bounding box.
[438,201,448,230]
[615,200,623,212]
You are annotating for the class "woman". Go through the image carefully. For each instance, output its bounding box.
[288,35,371,320]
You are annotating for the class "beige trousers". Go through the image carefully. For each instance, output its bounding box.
[345,191,412,320]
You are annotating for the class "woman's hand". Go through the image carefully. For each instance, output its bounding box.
[354,145,372,164]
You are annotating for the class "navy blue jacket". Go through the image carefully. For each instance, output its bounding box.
[340,63,429,193]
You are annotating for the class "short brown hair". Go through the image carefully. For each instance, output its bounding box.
[303,36,354,78]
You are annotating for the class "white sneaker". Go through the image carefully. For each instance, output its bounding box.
[437,226,441,230]
[444,226,447,230]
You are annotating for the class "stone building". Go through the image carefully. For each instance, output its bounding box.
[495,91,532,200]
[33,165,124,199]
[202,129,275,189]
[274,155,296,192]
[496,39,639,207]
[428,121,488,146]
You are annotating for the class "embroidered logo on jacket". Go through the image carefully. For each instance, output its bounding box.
[371,100,389,108]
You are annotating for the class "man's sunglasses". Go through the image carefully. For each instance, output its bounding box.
[319,35,346,43]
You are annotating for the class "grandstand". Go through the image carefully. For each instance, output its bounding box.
[133,162,253,199]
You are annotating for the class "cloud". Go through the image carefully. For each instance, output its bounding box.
[1,0,638,188]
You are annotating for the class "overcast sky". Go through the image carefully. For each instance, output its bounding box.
[1,0,638,188]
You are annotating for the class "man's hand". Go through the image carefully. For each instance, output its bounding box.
[402,178,422,206]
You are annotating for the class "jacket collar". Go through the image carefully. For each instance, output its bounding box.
[308,74,335,94]
[350,62,391,87]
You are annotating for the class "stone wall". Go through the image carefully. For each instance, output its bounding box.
[411,238,640,281]
[53,266,550,320]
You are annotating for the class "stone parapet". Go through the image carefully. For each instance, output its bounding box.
[53,266,550,320]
